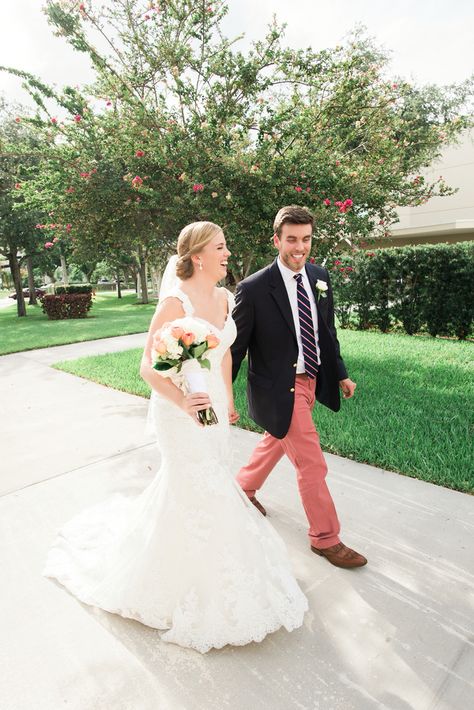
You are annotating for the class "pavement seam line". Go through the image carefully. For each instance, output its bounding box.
[0,441,155,498]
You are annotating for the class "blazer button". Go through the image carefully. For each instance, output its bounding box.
[290,387,295,393]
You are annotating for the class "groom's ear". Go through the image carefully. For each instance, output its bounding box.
[273,233,280,249]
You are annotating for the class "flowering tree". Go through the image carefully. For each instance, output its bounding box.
[1,0,472,312]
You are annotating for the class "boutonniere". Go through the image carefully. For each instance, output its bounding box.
[315,279,328,301]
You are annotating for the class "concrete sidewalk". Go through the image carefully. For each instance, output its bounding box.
[1,334,473,710]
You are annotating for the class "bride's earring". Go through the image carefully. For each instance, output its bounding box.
[198,259,203,271]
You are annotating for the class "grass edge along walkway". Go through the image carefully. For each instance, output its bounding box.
[53,329,474,494]
[0,292,155,356]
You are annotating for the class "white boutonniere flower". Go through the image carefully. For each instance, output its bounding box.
[315,279,328,300]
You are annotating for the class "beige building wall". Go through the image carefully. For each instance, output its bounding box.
[379,130,474,247]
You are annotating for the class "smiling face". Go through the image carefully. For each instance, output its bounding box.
[195,230,231,280]
[273,222,313,272]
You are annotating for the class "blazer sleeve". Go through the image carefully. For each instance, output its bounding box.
[324,268,348,381]
[231,281,254,382]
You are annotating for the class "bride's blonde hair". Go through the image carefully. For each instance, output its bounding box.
[176,221,223,280]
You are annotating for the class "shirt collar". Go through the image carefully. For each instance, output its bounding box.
[277,256,305,283]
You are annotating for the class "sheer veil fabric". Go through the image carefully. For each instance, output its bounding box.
[44,266,308,653]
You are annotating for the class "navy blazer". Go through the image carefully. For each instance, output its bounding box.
[231,259,348,439]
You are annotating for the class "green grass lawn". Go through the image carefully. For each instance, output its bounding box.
[0,292,156,355]
[54,330,474,493]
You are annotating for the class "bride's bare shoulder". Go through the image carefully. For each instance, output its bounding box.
[153,296,186,323]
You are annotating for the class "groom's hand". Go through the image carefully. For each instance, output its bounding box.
[228,405,240,424]
[339,378,356,399]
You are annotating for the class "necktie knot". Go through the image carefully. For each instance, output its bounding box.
[294,273,303,283]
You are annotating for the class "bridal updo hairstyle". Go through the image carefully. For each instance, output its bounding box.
[176,221,223,280]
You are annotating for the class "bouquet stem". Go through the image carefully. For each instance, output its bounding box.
[197,406,219,426]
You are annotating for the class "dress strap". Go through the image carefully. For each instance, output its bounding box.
[224,288,235,313]
[165,287,194,316]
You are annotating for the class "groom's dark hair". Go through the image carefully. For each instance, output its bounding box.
[273,205,314,237]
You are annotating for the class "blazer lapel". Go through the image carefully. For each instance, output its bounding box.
[268,260,297,342]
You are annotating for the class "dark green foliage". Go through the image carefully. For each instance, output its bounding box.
[330,241,474,339]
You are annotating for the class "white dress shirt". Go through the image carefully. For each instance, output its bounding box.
[277,257,321,373]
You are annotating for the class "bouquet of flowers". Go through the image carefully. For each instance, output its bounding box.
[152,317,220,426]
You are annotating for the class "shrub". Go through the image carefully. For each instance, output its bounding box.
[331,241,473,339]
[41,292,93,319]
[55,284,93,295]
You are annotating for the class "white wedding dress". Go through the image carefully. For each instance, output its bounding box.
[44,287,308,653]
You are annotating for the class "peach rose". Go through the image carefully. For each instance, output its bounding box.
[171,326,184,340]
[181,331,195,347]
[206,333,220,349]
[154,340,167,355]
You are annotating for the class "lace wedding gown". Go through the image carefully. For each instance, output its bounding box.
[44,287,308,653]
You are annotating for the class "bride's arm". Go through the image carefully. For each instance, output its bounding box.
[140,298,211,419]
[222,347,239,424]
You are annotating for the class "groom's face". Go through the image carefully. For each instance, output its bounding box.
[273,222,313,272]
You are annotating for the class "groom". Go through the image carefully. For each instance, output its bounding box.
[231,205,367,569]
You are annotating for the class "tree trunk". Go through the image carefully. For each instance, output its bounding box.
[116,270,122,298]
[137,246,149,304]
[60,253,69,284]
[8,252,26,317]
[26,257,37,305]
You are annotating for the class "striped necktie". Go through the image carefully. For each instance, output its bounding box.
[294,273,318,379]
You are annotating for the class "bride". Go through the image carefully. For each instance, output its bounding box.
[44,221,308,653]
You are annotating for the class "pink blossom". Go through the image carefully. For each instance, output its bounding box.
[14,182,21,189]
[15,117,21,123]
[344,198,353,207]
[106,100,112,107]
[80,171,90,178]
[74,114,82,123]
[192,183,204,192]
[335,160,340,166]
[51,117,57,124]
[44,242,54,249]
[131,175,143,188]
[53,237,59,243]
[294,186,302,192]
[309,257,315,264]
[334,260,342,265]
[66,187,75,194]
[323,198,331,206]
[306,187,311,193]
[66,223,72,232]
[135,150,145,157]
[144,14,151,20]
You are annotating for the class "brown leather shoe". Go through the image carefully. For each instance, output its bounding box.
[311,542,367,569]
[250,496,266,516]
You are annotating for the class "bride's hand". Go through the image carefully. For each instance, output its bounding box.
[180,392,212,424]
[228,405,240,425]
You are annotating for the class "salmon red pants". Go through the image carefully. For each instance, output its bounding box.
[236,374,341,549]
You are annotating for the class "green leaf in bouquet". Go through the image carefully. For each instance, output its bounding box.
[179,341,192,359]
[153,360,175,371]
[199,358,211,370]
[191,342,208,358]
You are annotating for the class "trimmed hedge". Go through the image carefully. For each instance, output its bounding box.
[41,292,93,320]
[55,284,93,295]
[330,241,473,339]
